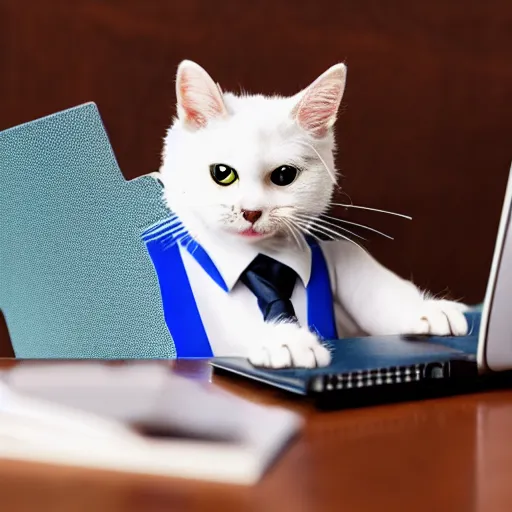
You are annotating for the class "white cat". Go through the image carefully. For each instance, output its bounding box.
[156,59,468,369]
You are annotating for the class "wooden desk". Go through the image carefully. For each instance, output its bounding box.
[1,359,511,512]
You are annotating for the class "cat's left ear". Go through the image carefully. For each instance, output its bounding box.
[291,63,347,138]
[176,60,228,130]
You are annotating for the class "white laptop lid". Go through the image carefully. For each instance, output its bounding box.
[478,163,512,372]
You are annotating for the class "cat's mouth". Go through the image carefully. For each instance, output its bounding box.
[238,227,267,238]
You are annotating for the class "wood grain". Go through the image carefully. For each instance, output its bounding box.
[1,1,511,354]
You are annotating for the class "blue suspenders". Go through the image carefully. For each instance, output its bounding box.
[142,219,337,357]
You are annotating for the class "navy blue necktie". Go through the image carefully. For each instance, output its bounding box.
[241,254,298,323]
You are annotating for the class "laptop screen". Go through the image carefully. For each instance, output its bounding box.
[478,163,512,372]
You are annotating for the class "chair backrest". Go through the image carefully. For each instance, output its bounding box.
[0,103,176,358]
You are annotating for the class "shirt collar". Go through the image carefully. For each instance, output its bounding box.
[186,225,312,292]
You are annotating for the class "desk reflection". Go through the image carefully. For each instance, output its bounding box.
[477,395,512,512]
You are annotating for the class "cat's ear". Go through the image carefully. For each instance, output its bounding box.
[291,63,347,138]
[176,60,228,130]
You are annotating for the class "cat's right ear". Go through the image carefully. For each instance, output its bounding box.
[175,60,228,130]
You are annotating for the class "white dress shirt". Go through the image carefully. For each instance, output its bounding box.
[180,230,361,357]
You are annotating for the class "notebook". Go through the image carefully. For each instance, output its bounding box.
[0,362,301,484]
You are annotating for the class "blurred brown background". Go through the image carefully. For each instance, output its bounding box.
[0,0,510,355]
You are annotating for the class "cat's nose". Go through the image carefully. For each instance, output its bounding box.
[242,210,262,224]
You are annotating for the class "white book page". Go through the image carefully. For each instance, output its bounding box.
[0,363,302,485]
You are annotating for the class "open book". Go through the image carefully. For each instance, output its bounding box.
[0,363,302,485]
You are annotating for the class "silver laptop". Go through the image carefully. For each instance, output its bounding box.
[479,163,512,372]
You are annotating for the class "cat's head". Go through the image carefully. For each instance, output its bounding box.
[160,60,346,247]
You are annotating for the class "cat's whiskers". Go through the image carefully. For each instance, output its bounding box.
[289,218,349,251]
[329,202,412,220]
[317,212,394,240]
[281,218,307,251]
[288,219,323,244]
[280,218,300,248]
[292,217,365,252]
[294,212,366,241]
[293,214,358,242]
[292,218,338,241]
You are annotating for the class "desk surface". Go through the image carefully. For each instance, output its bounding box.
[1,359,511,512]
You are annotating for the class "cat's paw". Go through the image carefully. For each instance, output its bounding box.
[248,322,331,369]
[406,299,469,336]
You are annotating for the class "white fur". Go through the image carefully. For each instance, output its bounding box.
[158,60,468,369]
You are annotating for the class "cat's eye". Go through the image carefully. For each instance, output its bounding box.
[270,165,299,186]
[210,164,239,186]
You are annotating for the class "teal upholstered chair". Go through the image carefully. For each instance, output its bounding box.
[0,103,176,358]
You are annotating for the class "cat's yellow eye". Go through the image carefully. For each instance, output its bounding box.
[210,164,239,186]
